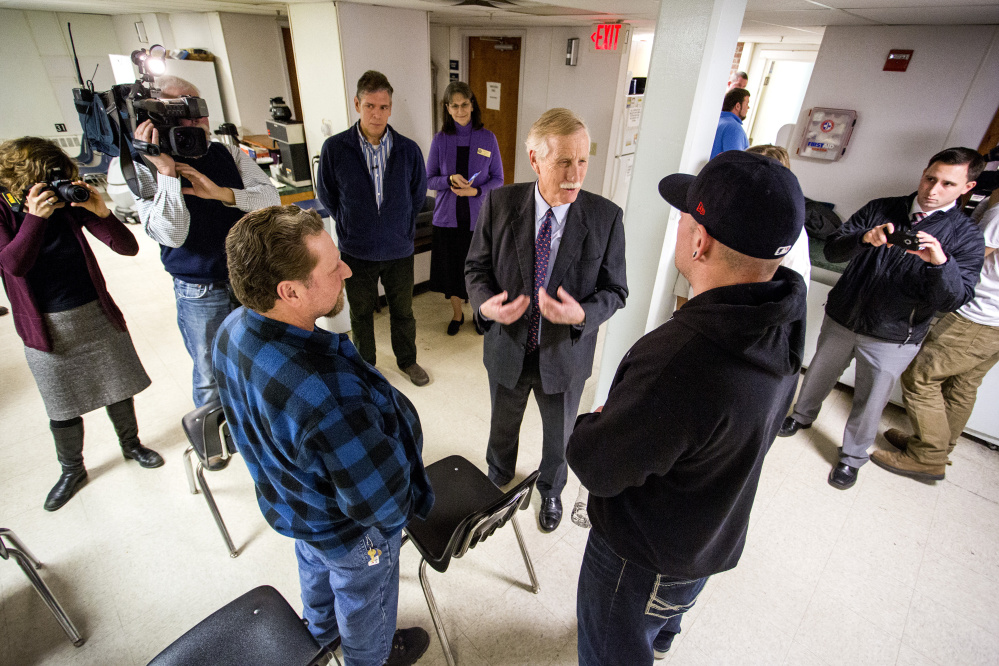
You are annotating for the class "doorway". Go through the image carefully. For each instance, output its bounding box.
[748,56,815,146]
[468,36,521,185]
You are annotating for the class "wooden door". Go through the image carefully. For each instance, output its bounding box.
[468,36,521,185]
[281,27,303,122]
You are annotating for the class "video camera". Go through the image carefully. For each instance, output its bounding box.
[73,45,211,197]
[125,87,210,159]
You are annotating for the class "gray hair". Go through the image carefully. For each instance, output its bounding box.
[525,108,589,163]
[155,75,199,97]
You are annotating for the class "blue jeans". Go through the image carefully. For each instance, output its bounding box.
[173,278,238,407]
[295,528,401,666]
[577,530,708,666]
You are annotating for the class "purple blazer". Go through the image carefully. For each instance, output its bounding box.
[426,126,503,230]
[0,203,137,351]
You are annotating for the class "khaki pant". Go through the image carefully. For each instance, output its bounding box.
[901,312,999,465]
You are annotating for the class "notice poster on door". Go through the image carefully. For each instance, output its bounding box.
[486,82,501,110]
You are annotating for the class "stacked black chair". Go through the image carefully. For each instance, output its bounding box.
[147,585,339,666]
[403,455,540,666]
[181,401,240,557]
[0,528,84,647]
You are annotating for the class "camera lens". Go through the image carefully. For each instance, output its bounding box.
[55,182,90,203]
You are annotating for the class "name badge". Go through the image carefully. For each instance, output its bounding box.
[477,148,491,157]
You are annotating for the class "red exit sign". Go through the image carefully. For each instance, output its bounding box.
[591,24,622,51]
[884,49,913,72]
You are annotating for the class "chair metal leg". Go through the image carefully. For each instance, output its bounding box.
[183,446,198,495]
[195,462,239,558]
[511,515,540,594]
[7,547,85,647]
[0,529,41,569]
[419,559,456,666]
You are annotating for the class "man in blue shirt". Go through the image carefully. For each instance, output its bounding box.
[317,70,429,387]
[710,88,751,159]
[212,205,433,666]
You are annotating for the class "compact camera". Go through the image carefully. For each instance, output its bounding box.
[886,227,921,249]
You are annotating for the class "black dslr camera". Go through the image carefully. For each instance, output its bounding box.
[31,169,90,204]
[43,178,90,204]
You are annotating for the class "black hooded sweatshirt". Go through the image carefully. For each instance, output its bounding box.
[567,266,807,580]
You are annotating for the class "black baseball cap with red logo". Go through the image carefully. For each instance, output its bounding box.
[657,150,805,260]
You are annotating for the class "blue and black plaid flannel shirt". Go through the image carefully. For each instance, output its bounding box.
[212,307,434,558]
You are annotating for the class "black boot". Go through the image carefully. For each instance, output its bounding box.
[45,418,88,511]
[106,398,164,468]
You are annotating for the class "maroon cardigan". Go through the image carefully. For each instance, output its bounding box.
[0,202,138,351]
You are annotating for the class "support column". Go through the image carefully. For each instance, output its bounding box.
[287,2,353,333]
[593,0,747,406]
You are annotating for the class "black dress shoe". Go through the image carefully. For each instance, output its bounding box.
[778,416,811,437]
[447,314,464,336]
[828,462,858,489]
[539,495,562,532]
[122,443,165,468]
[44,468,88,511]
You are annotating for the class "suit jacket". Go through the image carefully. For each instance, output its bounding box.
[465,183,628,394]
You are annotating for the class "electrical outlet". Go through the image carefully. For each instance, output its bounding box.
[590,142,597,156]
[55,124,67,132]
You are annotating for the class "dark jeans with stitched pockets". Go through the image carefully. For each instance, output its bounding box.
[577,530,708,665]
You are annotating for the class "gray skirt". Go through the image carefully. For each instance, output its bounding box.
[24,300,151,421]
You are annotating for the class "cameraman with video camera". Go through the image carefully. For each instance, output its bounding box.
[130,75,279,408]
[0,137,164,512]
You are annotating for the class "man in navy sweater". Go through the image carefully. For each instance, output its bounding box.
[317,71,429,386]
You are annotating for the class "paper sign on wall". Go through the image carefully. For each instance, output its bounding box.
[486,82,501,110]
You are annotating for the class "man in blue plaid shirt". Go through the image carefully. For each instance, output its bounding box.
[212,205,434,666]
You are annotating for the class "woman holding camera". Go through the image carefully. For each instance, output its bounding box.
[0,137,163,512]
[427,81,504,335]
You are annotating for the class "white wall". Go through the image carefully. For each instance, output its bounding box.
[337,3,434,160]
[286,3,350,165]
[432,24,630,192]
[790,25,999,217]
[0,9,122,142]
[217,13,294,136]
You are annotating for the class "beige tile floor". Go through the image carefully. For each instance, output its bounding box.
[2,228,999,666]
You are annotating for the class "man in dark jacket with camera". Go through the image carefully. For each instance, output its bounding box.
[779,147,986,489]
[316,70,429,386]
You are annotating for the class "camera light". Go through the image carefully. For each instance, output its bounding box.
[146,58,166,75]
[146,44,167,75]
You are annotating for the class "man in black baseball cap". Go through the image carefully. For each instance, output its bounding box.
[568,151,807,665]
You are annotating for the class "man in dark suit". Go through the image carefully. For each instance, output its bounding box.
[465,108,628,532]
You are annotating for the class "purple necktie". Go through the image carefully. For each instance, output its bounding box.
[911,212,926,224]
[527,209,554,354]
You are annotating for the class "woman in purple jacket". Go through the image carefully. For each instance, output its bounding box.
[0,137,163,512]
[427,81,504,335]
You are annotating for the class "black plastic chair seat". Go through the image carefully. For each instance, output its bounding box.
[181,401,234,471]
[405,455,535,573]
[147,585,324,666]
